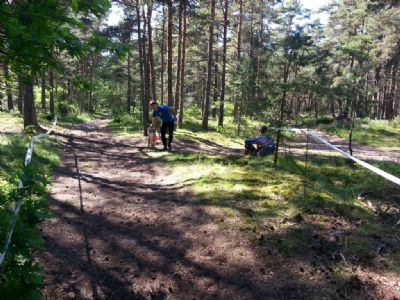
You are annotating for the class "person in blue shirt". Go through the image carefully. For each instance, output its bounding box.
[151,101,176,151]
[244,126,275,156]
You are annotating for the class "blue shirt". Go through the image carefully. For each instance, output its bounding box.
[152,105,174,123]
[245,135,275,148]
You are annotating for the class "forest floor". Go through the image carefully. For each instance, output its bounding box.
[34,117,400,300]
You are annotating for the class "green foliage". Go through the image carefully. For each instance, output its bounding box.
[0,113,60,299]
[0,0,111,77]
[107,112,143,137]
[320,117,400,148]
[141,126,400,273]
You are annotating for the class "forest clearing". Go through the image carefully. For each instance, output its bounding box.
[1,0,400,299]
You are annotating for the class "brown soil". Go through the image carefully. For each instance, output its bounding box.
[34,119,400,300]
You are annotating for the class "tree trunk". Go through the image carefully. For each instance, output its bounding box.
[178,1,187,127]
[273,57,292,168]
[49,69,55,116]
[386,61,397,119]
[89,57,93,113]
[219,0,228,127]
[136,0,147,135]
[175,0,183,112]
[23,79,38,127]
[236,0,243,133]
[147,3,156,102]
[3,63,14,111]
[160,5,166,104]
[212,52,219,119]
[201,0,215,130]
[41,73,46,110]
[127,51,132,113]
[143,6,150,134]
[167,1,174,106]
[256,8,264,104]
[18,76,24,113]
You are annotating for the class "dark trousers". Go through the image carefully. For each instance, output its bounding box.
[160,121,174,147]
[245,142,258,155]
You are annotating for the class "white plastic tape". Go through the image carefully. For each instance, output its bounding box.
[307,130,400,187]
[0,117,57,266]
[274,126,400,187]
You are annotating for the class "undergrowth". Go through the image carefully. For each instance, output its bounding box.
[318,117,400,148]
[0,112,60,299]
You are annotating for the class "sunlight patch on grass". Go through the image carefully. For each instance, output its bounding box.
[320,117,400,148]
[0,111,23,134]
[107,113,142,137]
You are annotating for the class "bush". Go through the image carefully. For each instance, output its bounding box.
[316,116,334,125]
[0,131,59,299]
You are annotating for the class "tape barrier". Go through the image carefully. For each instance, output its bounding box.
[273,127,400,187]
[0,117,57,266]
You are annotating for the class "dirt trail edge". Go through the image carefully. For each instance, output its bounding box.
[35,118,319,300]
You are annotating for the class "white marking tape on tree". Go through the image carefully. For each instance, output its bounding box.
[0,117,57,266]
[275,127,400,187]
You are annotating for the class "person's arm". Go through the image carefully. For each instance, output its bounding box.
[151,110,159,127]
[152,117,158,127]
[245,137,257,143]
[169,107,177,119]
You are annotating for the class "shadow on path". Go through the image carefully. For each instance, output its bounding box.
[35,118,335,300]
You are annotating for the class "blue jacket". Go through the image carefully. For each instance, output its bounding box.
[152,105,174,123]
[245,135,275,148]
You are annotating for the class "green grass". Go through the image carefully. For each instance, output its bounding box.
[0,111,61,299]
[0,111,23,133]
[37,111,99,128]
[141,140,400,277]
[106,113,143,137]
[319,117,400,148]
[106,103,279,147]
[110,107,400,280]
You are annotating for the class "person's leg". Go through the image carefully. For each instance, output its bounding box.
[167,121,174,149]
[245,142,256,155]
[160,122,168,149]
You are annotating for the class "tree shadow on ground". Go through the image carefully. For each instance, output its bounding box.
[151,147,400,298]
[36,119,400,299]
[36,120,338,299]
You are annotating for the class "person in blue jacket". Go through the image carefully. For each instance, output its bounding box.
[244,126,275,156]
[151,101,176,151]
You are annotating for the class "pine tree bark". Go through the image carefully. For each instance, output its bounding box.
[273,56,293,168]
[127,51,132,113]
[201,0,215,130]
[49,69,55,116]
[167,1,174,106]
[18,76,24,113]
[23,79,38,127]
[41,73,46,110]
[386,60,397,119]
[160,5,166,104]
[89,57,93,113]
[136,0,146,135]
[219,0,228,127]
[142,5,150,134]
[178,1,187,127]
[147,3,157,102]
[256,8,264,104]
[236,0,243,132]
[175,0,183,112]
[3,63,14,111]
[212,52,219,119]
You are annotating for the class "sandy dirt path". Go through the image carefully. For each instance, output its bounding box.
[35,118,324,300]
